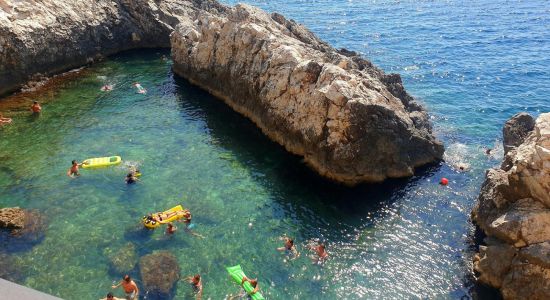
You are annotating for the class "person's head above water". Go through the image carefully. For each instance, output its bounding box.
[124,275,131,282]
[33,101,38,104]
[106,292,114,299]
[71,160,77,165]
[193,274,200,282]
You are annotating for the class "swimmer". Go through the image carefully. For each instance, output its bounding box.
[125,172,139,184]
[185,274,203,299]
[166,222,177,234]
[133,82,147,94]
[277,236,299,258]
[241,275,259,295]
[180,210,205,238]
[0,113,12,126]
[100,292,124,300]
[484,147,492,155]
[101,84,113,91]
[111,275,139,300]
[67,160,85,177]
[309,242,328,263]
[30,101,42,113]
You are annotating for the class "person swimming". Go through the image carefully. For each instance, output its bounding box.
[133,82,147,94]
[101,84,113,91]
[185,274,203,299]
[67,160,85,177]
[30,101,42,113]
[0,113,12,126]
[277,236,299,258]
[166,222,177,235]
[125,173,138,184]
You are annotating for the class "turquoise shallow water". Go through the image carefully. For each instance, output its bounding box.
[1,0,550,299]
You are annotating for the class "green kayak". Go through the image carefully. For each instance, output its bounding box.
[226,265,265,300]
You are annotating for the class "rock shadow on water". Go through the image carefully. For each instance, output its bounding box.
[170,73,443,225]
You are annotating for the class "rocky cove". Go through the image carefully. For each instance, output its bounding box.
[1,0,442,185]
[1,0,550,299]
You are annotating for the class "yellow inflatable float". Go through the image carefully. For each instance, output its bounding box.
[142,205,186,229]
[82,156,122,169]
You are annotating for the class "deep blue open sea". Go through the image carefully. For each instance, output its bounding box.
[0,0,549,299]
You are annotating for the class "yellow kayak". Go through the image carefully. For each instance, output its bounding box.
[142,205,185,229]
[81,156,122,169]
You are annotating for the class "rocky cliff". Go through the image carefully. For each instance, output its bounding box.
[0,0,226,95]
[472,112,550,299]
[2,0,443,184]
[171,4,443,184]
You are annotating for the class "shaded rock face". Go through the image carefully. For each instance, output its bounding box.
[0,0,227,95]
[472,112,550,299]
[139,251,180,298]
[171,4,443,185]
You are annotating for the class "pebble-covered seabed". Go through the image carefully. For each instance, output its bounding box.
[1,0,549,299]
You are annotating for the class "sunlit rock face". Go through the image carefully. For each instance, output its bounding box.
[473,112,550,299]
[171,4,443,185]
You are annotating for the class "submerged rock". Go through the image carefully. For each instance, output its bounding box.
[171,4,443,184]
[104,242,138,274]
[139,251,180,298]
[472,112,550,299]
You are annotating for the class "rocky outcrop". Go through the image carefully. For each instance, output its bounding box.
[171,4,443,184]
[0,0,227,95]
[472,112,550,299]
[139,251,180,298]
[0,207,46,237]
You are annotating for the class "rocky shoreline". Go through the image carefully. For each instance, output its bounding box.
[472,112,550,299]
[1,0,442,184]
[171,4,443,184]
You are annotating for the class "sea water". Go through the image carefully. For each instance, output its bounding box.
[1,0,549,299]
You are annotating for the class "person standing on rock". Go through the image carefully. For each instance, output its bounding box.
[111,275,139,300]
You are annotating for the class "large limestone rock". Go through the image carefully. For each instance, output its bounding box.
[472,112,550,299]
[0,206,46,237]
[0,0,227,95]
[139,251,180,298]
[171,4,443,184]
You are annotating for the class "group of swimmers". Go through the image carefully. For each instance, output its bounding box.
[100,83,146,94]
[0,100,41,126]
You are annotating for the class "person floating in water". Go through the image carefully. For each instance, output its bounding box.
[0,113,12,126]
[30,101,42,113]
[242,275,259,296]
[125,172,139,184]
[166,222,177,235]
[67,160,86,177]
[133,82,147,94]
[111,275,139,300]
[100,292,123,300]
[181,209,205,238]
[185,274,203,299]
[309,242,328,263]
[277,236,299,258]
[101,84,113,91]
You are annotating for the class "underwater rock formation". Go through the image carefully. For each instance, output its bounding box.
[171,4,443,184]
[139,251,180,297]
[472,112,550,299]
[0,207,46,237]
